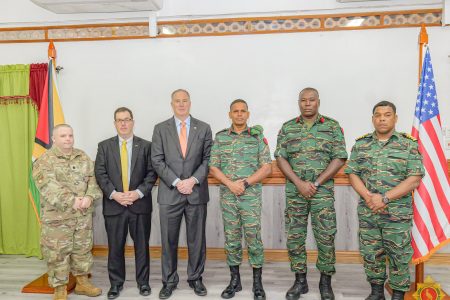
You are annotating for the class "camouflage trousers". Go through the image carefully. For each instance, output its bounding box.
[220,188,264,268]
[358,205,412,291]
[41,214,94,287]
[285,191,336,275]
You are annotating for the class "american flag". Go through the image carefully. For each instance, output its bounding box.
[411,47,450,263]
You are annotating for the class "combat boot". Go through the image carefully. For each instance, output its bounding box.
[391,290,405,300]
[221,266,242,299]
[53,285,67,300]
[319,273,335,300]
[365,283,386,300]
[252,267,266,300]
[74,275,102,297]
[286,272,308,300]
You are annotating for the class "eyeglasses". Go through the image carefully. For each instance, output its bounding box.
[115,118,133,124]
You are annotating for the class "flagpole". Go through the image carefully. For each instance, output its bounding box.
[414,24,428,291]
[418,24,428,83]
[48,40,56,60]
[22,39,75,295]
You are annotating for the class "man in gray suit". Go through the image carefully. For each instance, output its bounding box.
[151,89,213,299]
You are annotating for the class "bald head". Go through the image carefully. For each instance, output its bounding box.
[299,87,319,99]
[52,124,72,137]
[52,124,74,154]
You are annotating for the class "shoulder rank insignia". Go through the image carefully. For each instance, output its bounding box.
[401,132,417,141]
[356,133,371,141]
[216,128,229,135]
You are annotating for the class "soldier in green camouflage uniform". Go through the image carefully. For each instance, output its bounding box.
[345,101,424,300]
[209,99,272,300]
[275,88,347,300]
[32,124,102,300]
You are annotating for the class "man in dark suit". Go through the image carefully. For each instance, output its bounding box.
[95,107,157,299]
[151,89,213,299]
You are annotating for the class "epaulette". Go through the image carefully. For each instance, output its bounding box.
[283,117,299,126]
[356,133,371,141]
[250,125,264,136]
[216,128,229,135]
[401,132,417,142]
[321,115,337,123]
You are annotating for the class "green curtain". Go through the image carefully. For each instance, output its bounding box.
[0,64,30,96]
[0,64,41,257]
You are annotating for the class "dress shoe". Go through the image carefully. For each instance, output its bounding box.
[138,284,151,296]
[188,278,207,296]
[107,285,123,299]
[159,284,176,299]
[286,273,308,300]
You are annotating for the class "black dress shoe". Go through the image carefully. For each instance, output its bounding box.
[188,279,207,296]
[159,284,176,299]
[107,285,123,299]
[138,284,151,296]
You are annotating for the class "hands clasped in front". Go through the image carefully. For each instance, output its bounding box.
[227,179,246,196]
[72,196,93,211]
[295,180,317,199]
[111,191,140,207]
[176,177,197,195]
[365,191,387,214]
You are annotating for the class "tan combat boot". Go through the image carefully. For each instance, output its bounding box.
[74,275,102,297]
[53,285,67,300]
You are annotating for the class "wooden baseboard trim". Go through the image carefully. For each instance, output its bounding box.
[92,246,450,265]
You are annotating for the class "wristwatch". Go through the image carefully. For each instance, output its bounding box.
[243,180,250,189]
[314,181,320,188]
[382,193,390,205]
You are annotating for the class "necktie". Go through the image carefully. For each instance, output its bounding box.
[180,121,187,158]
[121,140,129,192]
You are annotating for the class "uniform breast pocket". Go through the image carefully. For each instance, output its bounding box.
[316,130,333,153]
[356,155,372,177]
[286,141,301,159]
[219,141,233,160]
[243,140,258,155]
[54,165,71,181]
[386,152,408,174]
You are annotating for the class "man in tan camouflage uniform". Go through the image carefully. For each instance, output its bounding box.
[33,124,102,300]
[345,101,424,300]
[275,88,347,300]
[209,99,272,300]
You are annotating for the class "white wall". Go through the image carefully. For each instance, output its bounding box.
[0,0,442,25]
[1,26,449,158]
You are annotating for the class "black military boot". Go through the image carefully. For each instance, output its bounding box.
[392,290,405,300]
[252,267,266,300]
[319,273,335,300]
[221,266,242,299]
[365,283,386,300]
[286,273,308,300]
